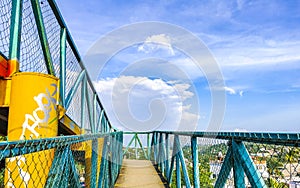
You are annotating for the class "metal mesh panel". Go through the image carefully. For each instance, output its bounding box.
[245,142,300,187]
[66,83,82,126]
[19,0,47,73]
[167,136,228,188]
[95,103,101,132]
[86,83,94,131]
[40,0,60,76]
[0,133,123,188]
[65,41,81,97]
[197,138,229,187]
[84,100,91,133]
[0,0,11,57]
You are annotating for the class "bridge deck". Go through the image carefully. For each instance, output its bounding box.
[115,159,167,188]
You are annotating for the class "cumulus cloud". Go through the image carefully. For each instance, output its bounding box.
[94,76,199,131]
[138,34,175,55]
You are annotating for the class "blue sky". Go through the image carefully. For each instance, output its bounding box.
[56,0,300,132]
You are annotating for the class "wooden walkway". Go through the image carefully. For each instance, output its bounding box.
[115,159,167,188]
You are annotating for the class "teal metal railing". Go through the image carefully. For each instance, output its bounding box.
[0,131,123,187]
[123,131,300,188]
[0,0,113,133]
[0,0,122,187]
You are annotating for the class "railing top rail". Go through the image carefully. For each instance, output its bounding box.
[0,131,122,158]
[123,131,154,134]
[123,131,300,146]
[157,131,300,146]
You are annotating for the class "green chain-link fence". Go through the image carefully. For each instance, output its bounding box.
[127,132,300,188]
[0,132,123,187]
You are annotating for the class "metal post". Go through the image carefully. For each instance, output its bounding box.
[175,135,191,188]
[96,110,104,132]
[159,133,165,174]
[215,145,233,188]
[135,134,138,159]
[165,133,170,178]
[59,28,66,107]
[80,73,87,130]
[136,134,147,159]
[153,132,158,163]
[147,133,151,160]
[191,136,200,188]
[233,142,245,188]
[30,0,55,75]
[232,140,267,188]
[9,0,23,61]
[93,94,97,133]
[91,139,98,188]
[66,70,86,109]
[176,155,181,188]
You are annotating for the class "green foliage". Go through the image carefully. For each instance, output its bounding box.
[267,177,288,188]
[267,158,284,178]
[0,167,4,187]
[170,147,214,187]
[123,148,148,160]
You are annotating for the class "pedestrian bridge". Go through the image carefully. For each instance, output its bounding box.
[0,0,299,187]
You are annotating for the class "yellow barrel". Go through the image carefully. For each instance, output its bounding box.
[5,72,59,188]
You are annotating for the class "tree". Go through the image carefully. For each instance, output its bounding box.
[284,148,299,181]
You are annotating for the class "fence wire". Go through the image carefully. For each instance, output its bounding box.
[0,0,10,58]
[0,0,111,132]
[131,132,300,188]
[40,0,60,76]
[20,0,47,73]
[0,133,123,188]
[245,142,300,187]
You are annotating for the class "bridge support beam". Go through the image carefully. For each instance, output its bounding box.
[215,140,267,188]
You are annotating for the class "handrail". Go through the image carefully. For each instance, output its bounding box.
[156,131,300,146]
[123,131,300,188]
[47,0,114,131]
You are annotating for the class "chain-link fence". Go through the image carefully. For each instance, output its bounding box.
[0,0,112,133]
[0,132,123,188]
[146,132,300,188]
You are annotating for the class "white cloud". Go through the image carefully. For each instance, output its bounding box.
[94,76,199,131]
[210,35,300,68]
[234,128,248,132]
[224,86,236,95]
[210,86,245,97]
[239,90,244,97]
[138,34,175,55]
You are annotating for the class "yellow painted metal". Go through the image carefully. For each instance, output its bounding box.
[5,72,59,188]
[85,140,93,188]
[7,59,19,76]
[0,55,8,77]
[84,138,104,188]
[0,78,11,107]
[60,114,81,135]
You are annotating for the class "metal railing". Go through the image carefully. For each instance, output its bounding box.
[1,0,122,187]
[0,132,123,187]
[0,0,114,133]
[124,131,300,188]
